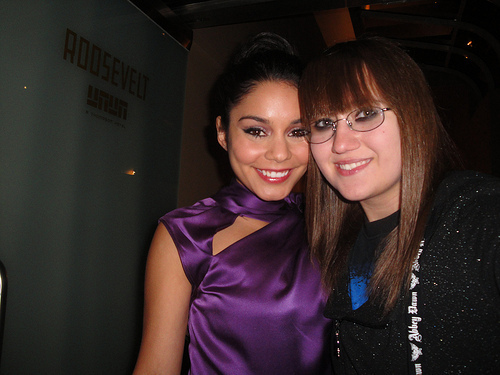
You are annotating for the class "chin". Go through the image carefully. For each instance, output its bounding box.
[256,189,289,202]
[333,191,363,204]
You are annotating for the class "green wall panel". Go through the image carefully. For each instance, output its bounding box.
[0,1,188,373]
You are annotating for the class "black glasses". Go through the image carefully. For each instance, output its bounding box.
[307,107,391,144]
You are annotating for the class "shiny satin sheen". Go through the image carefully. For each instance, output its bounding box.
[160,180,331,374]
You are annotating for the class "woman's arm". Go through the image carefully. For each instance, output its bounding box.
[133,224,192,375]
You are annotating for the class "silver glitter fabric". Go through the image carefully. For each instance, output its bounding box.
[324,171,500,375]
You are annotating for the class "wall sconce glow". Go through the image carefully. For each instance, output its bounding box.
[125,169,136,176]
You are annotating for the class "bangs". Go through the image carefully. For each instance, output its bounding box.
[299,52,384,127]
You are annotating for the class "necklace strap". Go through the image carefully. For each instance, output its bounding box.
[407,239,425,374]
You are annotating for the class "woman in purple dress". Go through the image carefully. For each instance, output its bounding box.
[133,33,331,375]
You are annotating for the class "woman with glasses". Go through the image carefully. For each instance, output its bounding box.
[299,36,500,374]
[133,33,331,375]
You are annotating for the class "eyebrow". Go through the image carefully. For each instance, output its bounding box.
[238,116,302,125]
[238,115,268,124]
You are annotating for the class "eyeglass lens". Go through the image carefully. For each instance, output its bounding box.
[308,107,387,144]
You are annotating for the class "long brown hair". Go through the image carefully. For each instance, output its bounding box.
[299,36,461,313]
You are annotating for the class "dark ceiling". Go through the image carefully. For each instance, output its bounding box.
[131,0,500,97]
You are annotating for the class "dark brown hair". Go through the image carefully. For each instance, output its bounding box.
[299,36,461,313]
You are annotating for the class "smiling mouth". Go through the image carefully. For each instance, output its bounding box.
[336,160,370,171]
[257,169,290,178]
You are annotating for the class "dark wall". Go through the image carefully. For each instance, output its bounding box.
[0,1,187,373]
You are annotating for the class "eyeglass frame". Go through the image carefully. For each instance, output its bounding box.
[307,107,392,144]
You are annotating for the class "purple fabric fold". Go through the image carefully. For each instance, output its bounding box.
[160,179,331,374]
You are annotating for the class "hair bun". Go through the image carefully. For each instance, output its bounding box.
[230,32,297,66]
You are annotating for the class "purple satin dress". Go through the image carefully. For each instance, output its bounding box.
[160,180,331,374]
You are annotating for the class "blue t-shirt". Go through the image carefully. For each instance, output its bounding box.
[349,211,400,310]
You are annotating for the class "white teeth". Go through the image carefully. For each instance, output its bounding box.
[258,169,290,178]
[337,160,369,171]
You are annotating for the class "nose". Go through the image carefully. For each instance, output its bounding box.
[331,119,360,154]
[265,135,292,163]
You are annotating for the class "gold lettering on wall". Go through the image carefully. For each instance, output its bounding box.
[87,86,128,120]
[63,28,149,101]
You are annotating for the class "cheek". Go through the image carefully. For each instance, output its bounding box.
[380,128,401,164]
[375,130,402,183]
[228,142,262,166]
[310,144,329,167]
[292,142,310,166]
[392,146,403,180]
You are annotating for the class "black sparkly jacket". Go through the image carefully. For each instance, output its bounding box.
[324,171,500,375]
